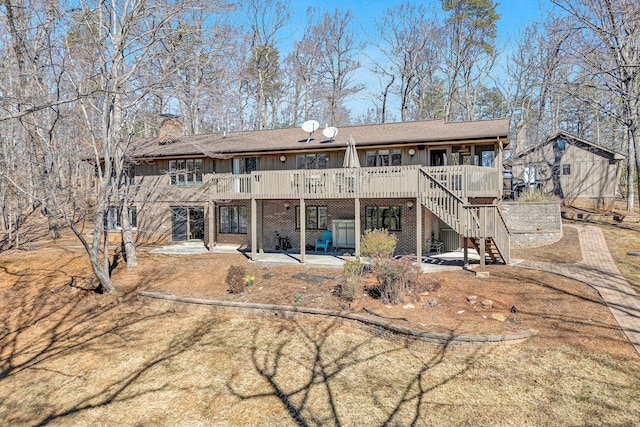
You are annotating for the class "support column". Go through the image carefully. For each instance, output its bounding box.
[258,200,263,253]
[463,237,469,268]
[207,200,215,251]
[354,197,361,258]
[300,198,306,264]
[251,198,257,261]
[416,199,422,263]
[479,238,486,271]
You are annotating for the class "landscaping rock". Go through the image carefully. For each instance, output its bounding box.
[425,299,437,307]
[491,313,506,322]
[467,295,477,305]
[481,299,494,309]
[403,303,415,309]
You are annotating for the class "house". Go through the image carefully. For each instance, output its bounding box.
[506,130,625,209]
[119,118,511,266]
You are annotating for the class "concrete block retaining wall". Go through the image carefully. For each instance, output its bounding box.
[138,291,537,355]
[502,201,562,248]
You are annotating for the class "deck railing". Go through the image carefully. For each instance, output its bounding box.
[210,165,497,200]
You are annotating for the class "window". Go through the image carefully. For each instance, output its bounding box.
[124,163,136,186]
[555,138,567,152]
[169,159,203,185]
[106,206,137,230]
[233,157,258,174]
[365,206,401,231]
[295,206,328,230]
[296,153,328,169]
[451,146,472,165]
[477,145,495,167]
[105,163,135,186]
[562,164,572,175]
[524,165,536,185]
[366,149,402,167]
[219,206,247,234]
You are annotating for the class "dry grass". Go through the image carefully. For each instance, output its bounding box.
[598,222,640,294]
[2,225,640,426]
[1,297,639,427]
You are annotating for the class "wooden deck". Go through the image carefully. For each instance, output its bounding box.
[210,165,500,200]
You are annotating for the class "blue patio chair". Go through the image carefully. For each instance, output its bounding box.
[315,230,332,252]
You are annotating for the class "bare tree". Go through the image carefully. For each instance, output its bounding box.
[304,7,362,126]
[372,2,442,122]
[441,0,500,122]
[154,5,237,136]
[0,0,211,293]
[550,0,640,210]
[242,0,291,130]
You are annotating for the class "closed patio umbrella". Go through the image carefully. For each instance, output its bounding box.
[343,136,361,168]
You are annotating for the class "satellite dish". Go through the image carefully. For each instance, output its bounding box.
[322,126,339,141]
[301,120,320,133]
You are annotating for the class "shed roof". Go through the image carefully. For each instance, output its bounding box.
[507,129,625,165]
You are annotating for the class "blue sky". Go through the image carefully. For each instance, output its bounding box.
[279,0,553,121]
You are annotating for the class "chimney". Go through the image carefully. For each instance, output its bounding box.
[158,114,183,143]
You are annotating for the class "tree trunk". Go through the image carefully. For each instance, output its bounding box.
[627,127,636,211]
[91,249,116,294]
[120,201,138,268]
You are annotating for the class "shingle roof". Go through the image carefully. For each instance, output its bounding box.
[129,118,510,159]
[506,129,625,164]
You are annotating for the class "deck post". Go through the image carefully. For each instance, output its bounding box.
[354,197,361,258]
[207,200,215,251]
[300,198,306,264]
[251,198,257,261]
[416,199,422,263]
[463,238,469,267]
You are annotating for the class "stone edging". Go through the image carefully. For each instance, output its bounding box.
[137,290,538,354]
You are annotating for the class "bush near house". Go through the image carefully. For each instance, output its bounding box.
[226,265,246,294]
[358,229,420,304]
[338,258,365,301]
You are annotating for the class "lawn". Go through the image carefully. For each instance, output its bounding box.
[1,223,640,426]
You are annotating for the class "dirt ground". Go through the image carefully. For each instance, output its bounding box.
[0,223,633,356]
[2,220,640,426]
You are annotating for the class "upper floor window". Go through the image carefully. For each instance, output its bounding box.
[233,157,258,174]
[124,163,136,185]
[170,159,203,185]
[476,145,495,167]
[562,164,572,175]
[296,153,328,169]
[366,149,402,167]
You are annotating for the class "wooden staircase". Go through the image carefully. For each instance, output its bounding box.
[469,238,507,265]
[419,167,510,264]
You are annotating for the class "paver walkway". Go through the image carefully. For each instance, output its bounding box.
[518,224,640,355]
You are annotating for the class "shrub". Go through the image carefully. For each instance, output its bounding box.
[339,258,365,301]
[516,187,558,202]
[374,257,420,304]
[226,265,246,294]
[360,229,397,259]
